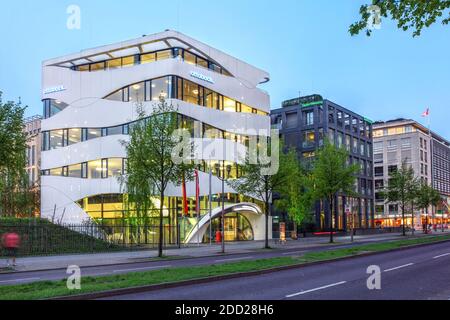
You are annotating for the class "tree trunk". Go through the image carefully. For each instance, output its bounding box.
[158,189,164,258]
[402,203,406,236]
[329,196,334,244]
[265,184,270,249]
[265,198,270,249]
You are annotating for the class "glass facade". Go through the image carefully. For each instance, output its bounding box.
[42,114,252,152]
[42,157,242,181]
[70,47,232,77]
[43,99,69,119]
[104,75,268,116]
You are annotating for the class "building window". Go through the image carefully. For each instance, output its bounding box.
[223,97,236,113]
[328,129,335,145]
[302,130,315,148]
[375,180,384,189]
[285,112,298,129]
[345,135,351,152]
[303,110,314,126]
[50,130,64,149]
[129,82,145,102]
[328,106,335,124]
[375,167,384,177]
[388,165,397,175]
[68,128,82,145]
[151,77,171,101]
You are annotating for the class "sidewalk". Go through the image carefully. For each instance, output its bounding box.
[1,231,448,273]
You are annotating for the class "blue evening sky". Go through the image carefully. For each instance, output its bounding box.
[1,0,449,137]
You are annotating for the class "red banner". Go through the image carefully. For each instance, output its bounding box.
[182,173,188,216]
[195,169,200,214]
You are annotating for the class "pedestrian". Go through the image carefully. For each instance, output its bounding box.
[1,232,20,268]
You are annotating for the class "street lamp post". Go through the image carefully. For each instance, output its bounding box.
[215,162,231,254]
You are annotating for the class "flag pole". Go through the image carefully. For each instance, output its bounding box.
[209,166,212,246]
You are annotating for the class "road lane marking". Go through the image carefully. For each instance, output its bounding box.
[215,256,254,263]
[0,277,41,284]
[433,253,450,259]
[282,251,306,255]
[383,263,414,273]
[285,281,347,298]
[113,265,171,273]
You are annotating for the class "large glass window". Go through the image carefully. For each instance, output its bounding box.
[223,97,236,113]
[107,88,123,102]
[184,51,196,65]
[204,88,214,109]
[151,77,171,101]
[129,82,145,102]
[50,130,64,149]
[68,128,82,145]
[107,58,122,69]
[141,53,156,64]
[43,99,69,119]
[302,130,315,148]
[197,57,208,69]
[121,56,135,67]
[183,80,200,105]
[87,128,102,140]
[68,164,82,178]
[156,50,172,61]
[88,160,103,179]
[108,158,123,177]
[107,125,123,136]
[90,62,105,71]
[50,168,62,176]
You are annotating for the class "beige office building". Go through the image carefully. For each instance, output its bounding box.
[373,118,449,228]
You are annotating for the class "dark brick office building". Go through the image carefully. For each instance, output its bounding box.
[271,95,375,232]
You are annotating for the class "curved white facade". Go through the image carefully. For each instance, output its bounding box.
[41,30,271,242]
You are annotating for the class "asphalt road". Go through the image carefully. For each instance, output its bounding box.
[0,236,407,286]
[104,241,450,300]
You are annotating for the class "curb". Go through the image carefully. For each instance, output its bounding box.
[50,236,450,300]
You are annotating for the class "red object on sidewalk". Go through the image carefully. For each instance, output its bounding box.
[215,231,222,243]
[2,233,20,248]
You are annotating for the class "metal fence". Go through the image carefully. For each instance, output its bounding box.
[0,222,180,257]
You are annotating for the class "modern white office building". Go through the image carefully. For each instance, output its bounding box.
[40,30,272,244]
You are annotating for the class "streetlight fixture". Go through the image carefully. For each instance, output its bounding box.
[215,162,232,254]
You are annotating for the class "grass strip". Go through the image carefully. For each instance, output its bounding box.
[1,234,449,300]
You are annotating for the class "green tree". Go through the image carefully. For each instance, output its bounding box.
[416,182,441,233]
[0,92,31,217]
[311,141,359,243]
[350,0,450,37]
[276,152,314,234]
[228,142,297,249]
[383,161,417,236]
[121,98,194,257]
